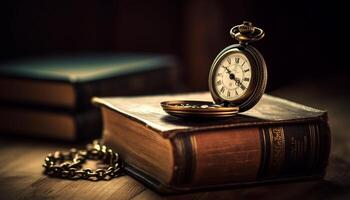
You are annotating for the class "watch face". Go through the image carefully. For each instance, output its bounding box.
[213,52,252,101]
[209,44,267,112]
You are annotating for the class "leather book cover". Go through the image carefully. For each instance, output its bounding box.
[0,105,101,141]
[93,92,328,137]
[0,54,178,110]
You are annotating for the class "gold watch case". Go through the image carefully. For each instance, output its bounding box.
[208,44,267,112]
[161,21,267,119]
[161,100,239,118]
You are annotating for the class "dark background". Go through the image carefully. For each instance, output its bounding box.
[1,2,350,199]
[1,0,348,91]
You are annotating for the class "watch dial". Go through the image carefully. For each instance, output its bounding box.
[214,52,252,101]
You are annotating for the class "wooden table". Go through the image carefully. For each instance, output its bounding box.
[1,80,350,200]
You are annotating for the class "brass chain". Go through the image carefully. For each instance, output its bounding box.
[42,140,124,180]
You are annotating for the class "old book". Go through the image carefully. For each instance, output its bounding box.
[93,92,331,193]
[0,105,101,141]
[0,54,178,110]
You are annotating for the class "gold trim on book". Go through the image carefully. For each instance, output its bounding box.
[268,127,285,175]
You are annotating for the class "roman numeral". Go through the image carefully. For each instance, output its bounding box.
[217,72,222,77]
[220,86,225,93]
[241,61,246,67]
[235,90,238,95]
[235,57,239,64]
[227,57,231,64]
[227,90,230,97]
[243,69,250,73]
[216,80,222,86]
[240,84,246,90]
[243,77,250,82]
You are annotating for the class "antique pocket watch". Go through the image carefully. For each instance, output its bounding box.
[162,21,267,118]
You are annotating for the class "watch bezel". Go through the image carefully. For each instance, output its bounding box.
[208,44,267,112]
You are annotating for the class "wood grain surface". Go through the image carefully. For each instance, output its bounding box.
[1,80,350,200]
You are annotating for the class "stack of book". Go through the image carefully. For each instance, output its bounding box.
[0,54,179,141]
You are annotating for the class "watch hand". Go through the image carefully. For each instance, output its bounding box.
[234,77,243,87]
[223,66,243,86]
[222,66,231,74]
[223,66,236,79]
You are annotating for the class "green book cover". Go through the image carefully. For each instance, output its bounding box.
[0,53,178,110]
[0,53,176,83]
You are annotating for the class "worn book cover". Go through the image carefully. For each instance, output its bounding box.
[93,92,331,193]
[0,105,101,141]
[0,54,178,110]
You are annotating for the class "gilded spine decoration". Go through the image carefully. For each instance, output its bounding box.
[268,127,285,175]
[258,123,329,179]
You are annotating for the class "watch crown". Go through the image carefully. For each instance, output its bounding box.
[238,21,255,34]
[230,21,265,44]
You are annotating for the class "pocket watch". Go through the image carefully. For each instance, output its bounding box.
[162,21,267,118]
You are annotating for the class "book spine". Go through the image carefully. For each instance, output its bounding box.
[74,65,179,111]
[171,120,331,186]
